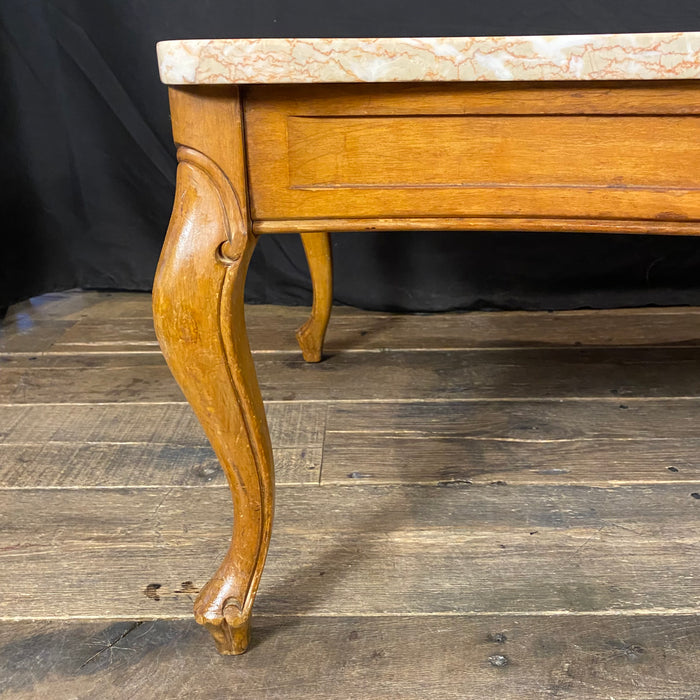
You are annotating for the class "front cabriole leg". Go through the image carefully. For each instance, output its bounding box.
[152,87,274,655]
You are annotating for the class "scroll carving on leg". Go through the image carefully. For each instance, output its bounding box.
[296,231,333,362]
[152,145,274,655]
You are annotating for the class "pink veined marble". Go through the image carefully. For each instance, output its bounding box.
[157,32,700,85]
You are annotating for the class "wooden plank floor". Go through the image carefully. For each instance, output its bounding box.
[0,291,699,699]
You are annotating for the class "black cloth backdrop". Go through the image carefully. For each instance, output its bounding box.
[3,1,700,313]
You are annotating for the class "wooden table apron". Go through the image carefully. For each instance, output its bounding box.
[151,79,700,655]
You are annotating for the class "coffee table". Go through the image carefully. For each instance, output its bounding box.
[154,32,700,654]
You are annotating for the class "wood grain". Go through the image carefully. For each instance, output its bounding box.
[322,399,700,484]
[9,305,700,356]
[0,402,325,487]
[1,292,143,322]
[0,442,318,488]
[7,347,700,403]
[2,294,700,691]
[321,434,700,485]
[152,85,275,653]
[0,402,325,447]
[245,81,700,117]
[254,216,700,235]
[325,398,700,438]
[245,81,700,226]
[1,615,698,699]
[2,398,700,487]
[0,321,74,353]
[287,115,699,189]
[0,485,697,619]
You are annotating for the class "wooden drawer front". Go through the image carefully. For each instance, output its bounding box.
[244,83,700,223]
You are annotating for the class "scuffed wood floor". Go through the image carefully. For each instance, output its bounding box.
[0,291,699,699]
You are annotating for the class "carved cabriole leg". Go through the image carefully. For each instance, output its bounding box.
[152,87,274,655]
[296,231,333,362]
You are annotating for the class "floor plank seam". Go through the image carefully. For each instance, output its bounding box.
[8,344,700,358]
[6,396,700,407]
[1,481,697,492]
[316,403,330,485]
[1,610,698,622]
[320,434,700,443]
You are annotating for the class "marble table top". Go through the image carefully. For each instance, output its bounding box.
[157,32,700,85]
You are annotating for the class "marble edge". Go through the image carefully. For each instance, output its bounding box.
[156,32,700,85]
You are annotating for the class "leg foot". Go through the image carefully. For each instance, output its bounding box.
[193,569,254,654]
[196,594,251,655]
[296,231,333,362]
[207,615,251,656]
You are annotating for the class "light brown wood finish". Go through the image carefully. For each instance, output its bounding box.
[152,86,274,654]
[255,216,700,235]
[244,81,700,229]
[296,231,333,362]
[286,116,696,190]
